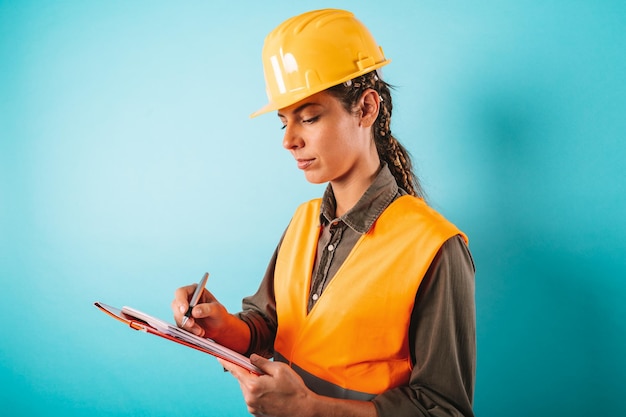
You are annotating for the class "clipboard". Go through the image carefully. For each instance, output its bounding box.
[94,301,263,375]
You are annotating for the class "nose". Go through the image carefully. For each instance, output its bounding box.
[282,124,304,150]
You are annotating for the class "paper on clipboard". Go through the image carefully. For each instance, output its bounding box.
[94,301,263,375]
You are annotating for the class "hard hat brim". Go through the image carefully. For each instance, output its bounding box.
[249,59,391,118]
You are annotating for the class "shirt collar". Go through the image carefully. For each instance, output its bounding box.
[319,162,400,234]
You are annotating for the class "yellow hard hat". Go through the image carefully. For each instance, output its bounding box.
[250,9,391,118]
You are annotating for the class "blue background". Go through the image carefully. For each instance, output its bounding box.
[2,1,625,416]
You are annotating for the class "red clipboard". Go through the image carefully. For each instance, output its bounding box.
[94,301,263,375]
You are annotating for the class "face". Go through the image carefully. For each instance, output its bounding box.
[277,90,378,186]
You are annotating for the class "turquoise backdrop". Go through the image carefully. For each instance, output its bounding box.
[2,1,624,416]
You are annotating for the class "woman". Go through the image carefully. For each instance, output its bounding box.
[172,8,475,417]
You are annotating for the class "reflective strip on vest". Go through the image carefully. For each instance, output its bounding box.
[274,195,467,397]
[275,352,376,401]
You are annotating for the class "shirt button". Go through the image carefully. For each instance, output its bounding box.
[312,294,319,301]
[327,244,335,251]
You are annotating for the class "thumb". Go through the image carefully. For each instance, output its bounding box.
[250,354,274,374]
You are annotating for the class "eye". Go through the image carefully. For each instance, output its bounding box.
[278,115,287,130]
[302,115,320,125]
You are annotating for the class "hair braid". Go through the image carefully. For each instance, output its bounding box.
[327,71,424,198]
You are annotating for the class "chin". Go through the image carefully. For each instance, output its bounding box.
[303,172,328,185]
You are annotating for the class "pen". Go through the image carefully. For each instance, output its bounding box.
[180,272,209,328]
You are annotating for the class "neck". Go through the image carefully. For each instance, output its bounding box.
[331,162,380,218]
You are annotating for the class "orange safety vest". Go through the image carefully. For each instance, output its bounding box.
[274,195,467,399]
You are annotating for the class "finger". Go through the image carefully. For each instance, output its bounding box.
[189,299,217,319]
[189,290,222,322]
[172,285,196,316]
[219,358,245,377]
[217,357,233,371]
[176,284,197,300]
[172,285,202,331]
[249,354,275,375]
[218,358,243,380]
[198,288,218,304]
[218,358,258,381]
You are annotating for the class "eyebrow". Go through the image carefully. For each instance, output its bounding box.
[277,102,320,118]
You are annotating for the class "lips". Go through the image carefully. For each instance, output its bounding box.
[296,158,314,169]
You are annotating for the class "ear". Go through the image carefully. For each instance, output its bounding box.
[358,89,380,128]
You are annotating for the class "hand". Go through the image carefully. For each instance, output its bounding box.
[219,354,315,417]
[220,355,378,417]
[171,284,250,354]
[171,283,225,337]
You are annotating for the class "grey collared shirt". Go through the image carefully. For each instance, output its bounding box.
[238,164,476,417]
[308,164,402,311]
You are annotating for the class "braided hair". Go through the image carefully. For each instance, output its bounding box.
[327,71,424,198]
